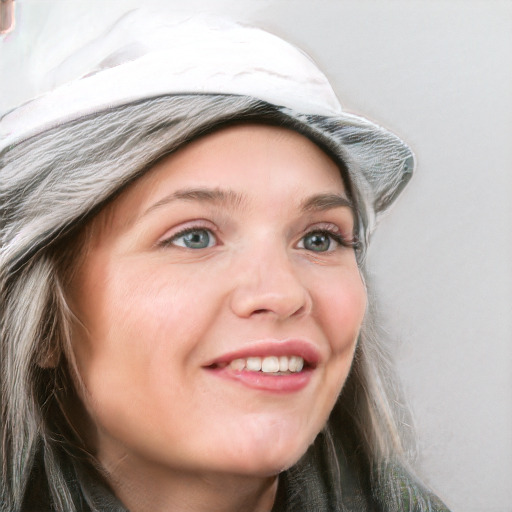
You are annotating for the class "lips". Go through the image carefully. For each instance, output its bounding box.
[203,339,320,392]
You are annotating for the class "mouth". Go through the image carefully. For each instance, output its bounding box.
[208,355,310,375]
[203,340,319,392]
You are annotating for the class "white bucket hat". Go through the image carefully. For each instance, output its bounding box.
[0,9,414,251]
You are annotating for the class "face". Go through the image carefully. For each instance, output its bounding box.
[68,124,366,480]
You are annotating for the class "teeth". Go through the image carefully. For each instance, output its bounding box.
[261,356,279,373]
[246,357,262,371]
[228,355,305,373]
[278,355,289,372]
[230,358,246,371]
[288,356,304,372]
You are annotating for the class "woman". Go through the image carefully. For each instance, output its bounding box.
[0,11,450,512]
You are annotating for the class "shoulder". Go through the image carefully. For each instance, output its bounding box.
[374,462,451,512]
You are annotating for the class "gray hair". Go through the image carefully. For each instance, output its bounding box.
[1,94,434,511]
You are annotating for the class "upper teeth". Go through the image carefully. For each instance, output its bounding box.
[229,356,304,373]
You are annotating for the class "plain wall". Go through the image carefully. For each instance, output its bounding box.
[1,2,511,511]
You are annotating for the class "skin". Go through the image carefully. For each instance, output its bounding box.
[68,124,367,512]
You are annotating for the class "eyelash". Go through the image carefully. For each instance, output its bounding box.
[158,224,359,252]
[159,224,218,249]
[297,225,359,252]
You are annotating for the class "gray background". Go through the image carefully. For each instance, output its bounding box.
[1,1,511,511]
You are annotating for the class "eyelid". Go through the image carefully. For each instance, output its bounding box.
[154,220,358,251]
[297,222,358,250]
[156,220,219,248]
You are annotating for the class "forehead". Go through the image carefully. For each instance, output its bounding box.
[138,123,344,194]
[93,123,348,236]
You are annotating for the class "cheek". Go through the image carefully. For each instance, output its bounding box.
[70,258,223,392]
[68,260,224,449]
[305,265,366,417]
[315,267,367,354]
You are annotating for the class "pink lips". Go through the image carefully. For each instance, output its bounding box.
[203,339,320,393]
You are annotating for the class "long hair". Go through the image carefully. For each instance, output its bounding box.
[1,95,437,511]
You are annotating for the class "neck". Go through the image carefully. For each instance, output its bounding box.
[103,456,278,512]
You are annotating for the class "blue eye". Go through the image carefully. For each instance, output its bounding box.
[298,229,353,253]
[301,231,334,252]
[167,228,216,249]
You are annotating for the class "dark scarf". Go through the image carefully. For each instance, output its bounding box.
[23,434,450,512]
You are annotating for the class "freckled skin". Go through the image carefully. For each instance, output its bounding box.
[68,124,367,512]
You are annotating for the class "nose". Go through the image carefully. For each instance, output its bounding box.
[229,246,312,320]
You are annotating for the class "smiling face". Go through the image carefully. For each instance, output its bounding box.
[67,124,366,486]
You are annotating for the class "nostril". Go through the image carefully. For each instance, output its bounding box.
[251,304,308,318]
[229,282,312,320]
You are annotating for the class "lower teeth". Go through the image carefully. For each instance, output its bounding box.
[249,370,296,375]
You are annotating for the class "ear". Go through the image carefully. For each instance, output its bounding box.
[36,340,61,369]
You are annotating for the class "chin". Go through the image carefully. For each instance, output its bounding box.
[224,454,303,478]
[216,414,324,475]
[216,435,315,478]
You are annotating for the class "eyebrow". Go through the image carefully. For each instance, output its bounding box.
[300,193,354,212]
[140,187,353,220]
[140,187,245,219]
